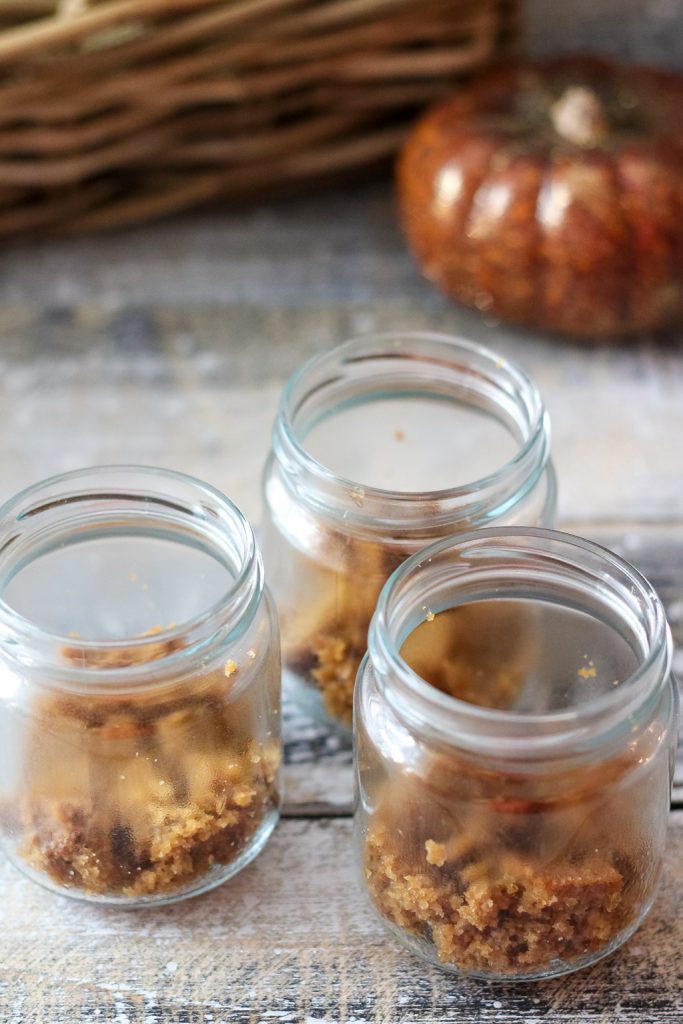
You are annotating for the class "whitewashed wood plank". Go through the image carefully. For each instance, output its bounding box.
[1,814,682,1023]
[0,357,681,531]
[1,186,681,526]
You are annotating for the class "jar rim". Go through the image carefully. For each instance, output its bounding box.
[0,465,263,683]
[273,332,552,530]
[367,527,673,755]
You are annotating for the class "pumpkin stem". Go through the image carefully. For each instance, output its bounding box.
[551,86,608,147]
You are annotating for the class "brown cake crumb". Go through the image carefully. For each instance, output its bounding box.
[425,839,446,867]
[400,603,534,709]
[283,533,401,725]
[15,632,280,898]
[309,633,358,725]
[284,537,535,723]
[362,749,648,976]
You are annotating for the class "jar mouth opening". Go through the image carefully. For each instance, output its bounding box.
[368,527,672,753]
[0,466,262,680]
[274,333,550,527]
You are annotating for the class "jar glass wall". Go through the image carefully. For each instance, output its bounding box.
[0,467,281,906]
[262,333,556,729]
[355,529,678,981]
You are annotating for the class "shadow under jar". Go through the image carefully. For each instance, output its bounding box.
[355,529,678,981]
[0,467,281,906]
[261,333,556,730]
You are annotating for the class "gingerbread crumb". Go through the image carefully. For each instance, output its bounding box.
[364,746,649,976]
[282,532,402,726]
[283,539,535,726]
[16,634,279,898]
[425,839,446,867]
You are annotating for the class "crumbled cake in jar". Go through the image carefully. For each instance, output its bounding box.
[400,603,534,709]
[16,635,280,898]
[282,532,401,725]
[362,747,648,976]
[354,529,676,978]
[360,602,657,975]
[281,536,535,725]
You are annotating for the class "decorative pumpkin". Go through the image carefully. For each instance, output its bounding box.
[398,57,683,339]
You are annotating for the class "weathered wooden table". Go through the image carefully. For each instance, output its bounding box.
[0,183,682,1022]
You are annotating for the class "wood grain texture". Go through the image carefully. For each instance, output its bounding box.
[1,187,682,528]
[282,683,353,815]
[1,814,682,1023]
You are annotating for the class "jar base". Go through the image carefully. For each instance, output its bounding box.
[2,805,280,909]
[370,894,657,982]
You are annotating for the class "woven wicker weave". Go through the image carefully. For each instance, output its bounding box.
[0,0,518,235]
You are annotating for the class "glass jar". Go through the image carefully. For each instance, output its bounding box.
[0,467,281,906]
[262,332,556,729]
[355,528,678,981]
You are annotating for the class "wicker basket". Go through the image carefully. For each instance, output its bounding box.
[0,0,519,235]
